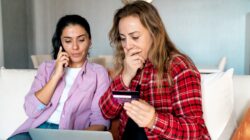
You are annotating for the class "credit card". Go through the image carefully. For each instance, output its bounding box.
[112,90,140,104]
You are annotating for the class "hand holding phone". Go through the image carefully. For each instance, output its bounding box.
[59,46,70,67]
[112,90,140,104]
[53,47,70,79]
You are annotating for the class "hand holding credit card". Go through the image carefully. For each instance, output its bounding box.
[112,91,140,104]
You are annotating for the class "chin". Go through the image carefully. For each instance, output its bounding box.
[71,57,84,63]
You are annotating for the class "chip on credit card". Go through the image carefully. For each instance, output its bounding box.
[112,90,140,104]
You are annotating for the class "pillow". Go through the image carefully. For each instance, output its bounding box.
[201,68,236,140]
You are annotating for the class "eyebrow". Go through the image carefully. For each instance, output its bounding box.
[119,31,140,36]
[62,34,88,39]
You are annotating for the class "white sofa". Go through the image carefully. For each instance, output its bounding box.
[0,68,250,140]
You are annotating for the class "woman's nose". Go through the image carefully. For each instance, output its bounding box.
[72,41,79,50]
[123,39,133,50]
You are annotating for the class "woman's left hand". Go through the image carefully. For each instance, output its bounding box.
[124,99,156,129]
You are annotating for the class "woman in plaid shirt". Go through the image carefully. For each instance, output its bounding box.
[99,1,210,140]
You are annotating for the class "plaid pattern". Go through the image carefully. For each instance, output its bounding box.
[99,56,211,140]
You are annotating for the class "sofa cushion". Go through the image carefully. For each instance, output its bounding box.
[201,68,236,140]
[0,68,37,139]
[233,75,250,122]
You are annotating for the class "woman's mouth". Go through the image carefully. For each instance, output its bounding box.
[71,53,81,57]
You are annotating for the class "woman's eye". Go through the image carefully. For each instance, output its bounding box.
[65,40,71,43]
[79,39,85,42]
[120,38,125,41]
[132,37,139,40]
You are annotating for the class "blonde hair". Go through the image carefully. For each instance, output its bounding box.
[109,1,192,85]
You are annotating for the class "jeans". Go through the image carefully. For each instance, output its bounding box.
[7,121,59,140]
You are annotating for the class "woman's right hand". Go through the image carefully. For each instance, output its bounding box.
[35,47,69,105]
[53,47,69,79]
[122,47,145,87]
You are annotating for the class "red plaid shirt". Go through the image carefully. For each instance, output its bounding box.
[99,56,211,140]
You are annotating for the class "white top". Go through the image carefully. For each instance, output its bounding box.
[47,67,81,124]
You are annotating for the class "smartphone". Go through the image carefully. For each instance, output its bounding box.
[112,90,140,104]
[59,44,69,67]
[59,41,65,52]
[61,46,65,52]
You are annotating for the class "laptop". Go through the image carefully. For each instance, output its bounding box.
[29,128,113,140]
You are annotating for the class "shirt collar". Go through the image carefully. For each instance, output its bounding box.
[79,60,88,77]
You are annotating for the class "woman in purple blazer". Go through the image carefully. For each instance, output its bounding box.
[8,15,110,140]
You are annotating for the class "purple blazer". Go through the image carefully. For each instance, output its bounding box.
[12,60,110,136]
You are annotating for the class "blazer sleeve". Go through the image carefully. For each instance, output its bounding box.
[23,62,52,118]
[89,66,111,128]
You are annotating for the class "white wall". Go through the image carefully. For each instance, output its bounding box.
[246,13,250,74]
[154,0,250,74]
[28,0,250,74]
[1,0,250,73]
[0,0,4,67]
